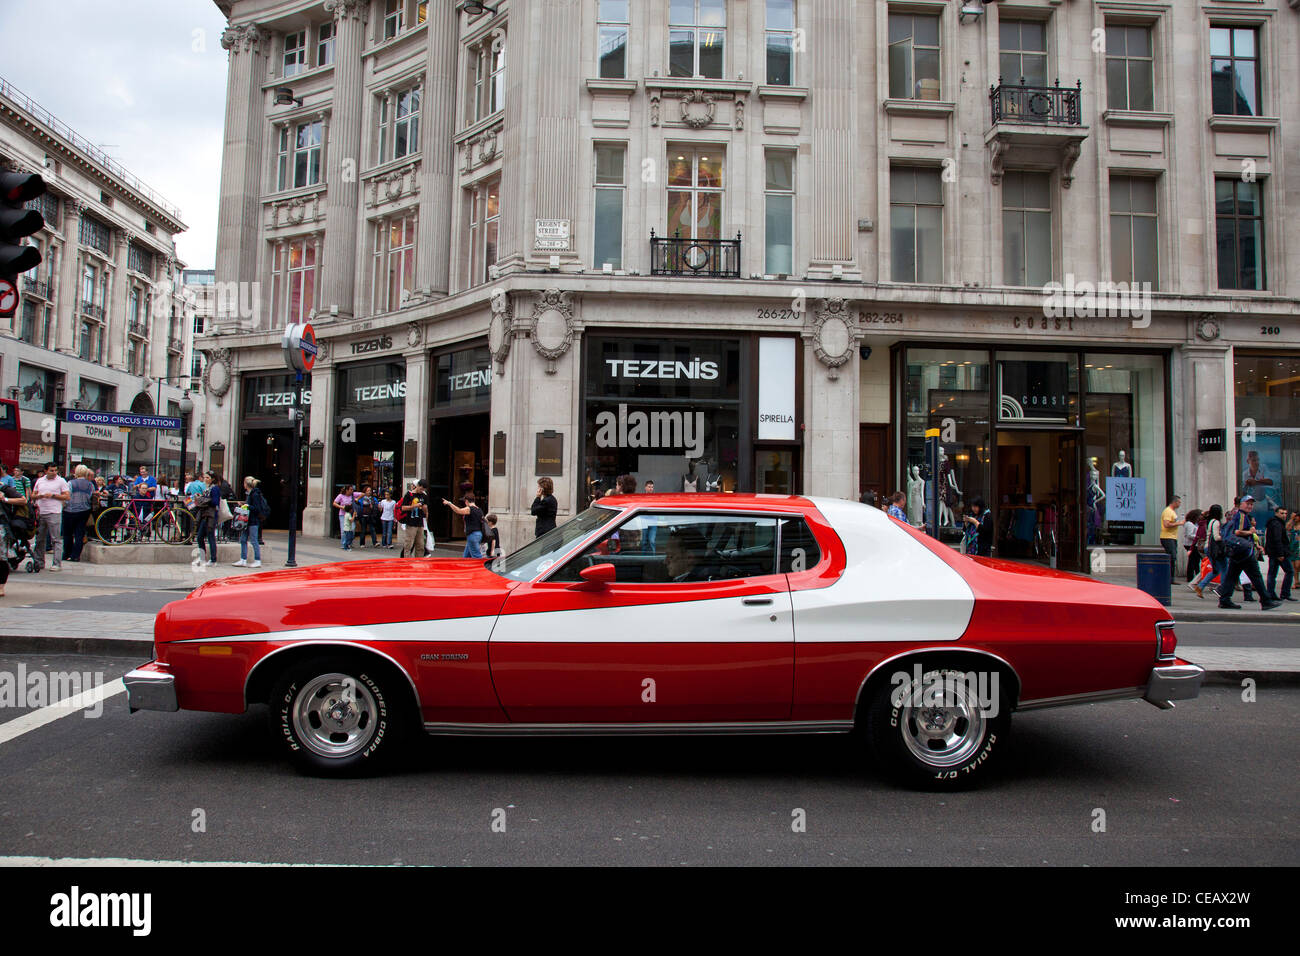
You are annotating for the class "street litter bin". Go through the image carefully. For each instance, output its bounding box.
[1136,552,1172,607]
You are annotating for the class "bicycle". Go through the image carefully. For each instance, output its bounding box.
[94,496,195,545]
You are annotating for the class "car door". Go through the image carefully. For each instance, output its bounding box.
[488,511,793,724]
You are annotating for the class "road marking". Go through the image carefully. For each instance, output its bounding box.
[0,679,127,746]
[0,856,340,867]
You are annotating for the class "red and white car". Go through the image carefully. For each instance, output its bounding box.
[126,494,1203,788]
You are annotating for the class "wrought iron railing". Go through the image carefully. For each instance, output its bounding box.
[80,299,104,321]
[990,78,1082,126]
[650,230,742,278]
[22,276,50,300]
[168,336,184,353]
[129,318,148,337]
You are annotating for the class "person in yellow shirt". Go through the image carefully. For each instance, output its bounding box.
[1160,494,1184,577]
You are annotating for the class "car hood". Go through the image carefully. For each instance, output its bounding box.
[155,559,515,643]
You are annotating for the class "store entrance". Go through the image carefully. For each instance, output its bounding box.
[239,426,305,531]
[755,447,799,494]
[994,429,1081,570]
[428,413,489,540]
[331,421,403,538]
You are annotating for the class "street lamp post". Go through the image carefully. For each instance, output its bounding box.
[53,382,65,472]
[179,395,193,482]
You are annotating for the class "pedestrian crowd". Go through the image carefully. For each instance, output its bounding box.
[1182,494,1296,610]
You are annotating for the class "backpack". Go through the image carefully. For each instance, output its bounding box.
[252,489,270,521]
[1207,519,1226,562]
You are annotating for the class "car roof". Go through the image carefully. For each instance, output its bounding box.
[595,493,821,514]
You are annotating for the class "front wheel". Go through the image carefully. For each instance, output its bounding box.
[863,662,1011,790]
[269,657,406,776]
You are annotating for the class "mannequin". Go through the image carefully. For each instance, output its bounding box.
[906,464,924,526]
[1111,450,1132,478]
[1086,456,1106,545]
[938,447,961,528]
[682,459,699,493]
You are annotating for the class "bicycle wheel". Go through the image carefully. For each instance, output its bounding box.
[94,507,137,545]
[162,508,195,545]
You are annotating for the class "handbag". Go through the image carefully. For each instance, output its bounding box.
[217,496,233,524]
[424,516,435,553]
[1207,520,1226,562]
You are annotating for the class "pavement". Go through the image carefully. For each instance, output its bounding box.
[0,530,1294,677]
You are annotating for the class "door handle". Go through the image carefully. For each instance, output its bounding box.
[742,597,774,606]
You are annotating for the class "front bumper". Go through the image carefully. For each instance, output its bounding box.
[124,662,178,713]
[1144,662,1205,709]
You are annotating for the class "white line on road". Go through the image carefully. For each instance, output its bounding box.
[0,856,341,867]
[0,679,127,746]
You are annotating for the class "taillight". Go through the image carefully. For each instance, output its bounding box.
[1156,621,1177,661]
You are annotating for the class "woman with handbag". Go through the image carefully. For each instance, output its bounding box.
[194,472,220,567]
[233,476,266,568]
[1188,504,1224,598]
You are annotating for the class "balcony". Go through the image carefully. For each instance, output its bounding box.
[80,299,104,321]
[650,231,742,279]
[168,336,184,353]
[129,318,148,337]
[985,78,1090,188]
[22,276,50,300]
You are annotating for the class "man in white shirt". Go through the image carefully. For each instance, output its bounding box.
[32,461,70,572]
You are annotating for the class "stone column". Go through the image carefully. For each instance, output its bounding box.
[319,0,368,322]
[303,361,335,537]
[403,342,430,483]
[415,0,458,297]
[54,199,84,354]
[1182,344,1233,514]
[107,230,129,369]
[216,22,267,323]
[806,0,858,277]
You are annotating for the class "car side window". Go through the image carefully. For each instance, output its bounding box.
[549,513,779,584]
[778,517,821,572]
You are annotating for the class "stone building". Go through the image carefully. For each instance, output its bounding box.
[203,0,1300,568]
[0,74,195,480]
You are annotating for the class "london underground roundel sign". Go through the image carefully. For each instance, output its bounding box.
[283,322,317,374]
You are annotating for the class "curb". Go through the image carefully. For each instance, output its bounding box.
[0,636,153,659]
[1171,610,1300,623]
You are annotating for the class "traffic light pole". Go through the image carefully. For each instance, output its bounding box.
[285,372,302,568]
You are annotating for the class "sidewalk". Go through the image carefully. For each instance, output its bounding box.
[1088,567,1300,624]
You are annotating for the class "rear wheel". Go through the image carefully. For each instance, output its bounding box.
[864,661,1011,790]
[94,507,135,545]
[269,656,406,776]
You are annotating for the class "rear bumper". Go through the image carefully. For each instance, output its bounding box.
[124,662,178,713]
[1144,662,1204,709]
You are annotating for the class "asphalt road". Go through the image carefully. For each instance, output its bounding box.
[0,653,1294,867]
[1177,620,1299,649]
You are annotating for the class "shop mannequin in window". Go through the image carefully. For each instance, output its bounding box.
[1087,456,1106,545]
[907,464,924,526]
[938,447,960,529]
[1111,450,1132,478]
[682,459,700,493]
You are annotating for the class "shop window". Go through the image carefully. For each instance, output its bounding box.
[1234,354,1300,528]
[767,0,796,86]
[594,144,626,270]
[764,151,794,276]
[1105,24,1154,111]
[1001,171,1052,287]
[669,0,726,80]
[888,11,940,100]
[890,166,942,283]
[1215,178,1265,291]
[1109,175,1159,288]
[464,177,500,288]
[999,19,1048,88]
[1210,25,1259,117]
[597,0,629,79]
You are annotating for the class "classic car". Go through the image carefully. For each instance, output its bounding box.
[125,494,1203,788]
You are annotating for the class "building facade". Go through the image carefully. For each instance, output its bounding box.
[0,75,196,480]
[203,0,1300,565]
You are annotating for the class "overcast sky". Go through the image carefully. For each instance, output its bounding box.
[0,0,229,269]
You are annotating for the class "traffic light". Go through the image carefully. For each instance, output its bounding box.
[1,170,47,280]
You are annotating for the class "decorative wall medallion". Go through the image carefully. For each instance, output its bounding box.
[529,290,574,374]
[811,298,857,380]
[315,339,330,363]
[406,322,422,348]
[1195,315,1220,342]
[679,90,717,129]
[480,133,497,161]
[203,347,232,405]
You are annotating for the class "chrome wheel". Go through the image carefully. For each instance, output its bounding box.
[291,672,379,759]
[897,671,987,769]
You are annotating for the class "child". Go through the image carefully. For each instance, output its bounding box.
[341,508,355,551]
[484,513,501,558]
[380,490,396,549]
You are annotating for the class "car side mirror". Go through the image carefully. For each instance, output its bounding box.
[573,562,616,588]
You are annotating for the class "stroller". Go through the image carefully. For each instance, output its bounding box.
[0,499,38,574]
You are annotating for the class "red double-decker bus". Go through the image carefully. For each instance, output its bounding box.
[0,398,19,471]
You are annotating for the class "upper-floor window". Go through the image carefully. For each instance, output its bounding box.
[317,22,335,66]
[1002,171,1052,287]
[890,166,943,283]
[1215,178,1264,290]
[593,144,626,270]
[371,212,417,314]
[127,243,153,278]
[999,19,1047,87]
[1109,176,1158,288]
[27,190,58,229]
[384,0,403,40]
[378,85,422,164]
[765,150,794,275]
[465,177,500,288]
[1105,24,1154,111]
[766,0,796,86]
[888,12,940,100]
[276,120,324,191]
[269,237,318,325]
[81,260,97,306]
[78,214,111,255]
[597,0,629,78]
[1210,26,1259,116]
[669,0,725,79]
[465,35,506,125]
[667,149,724,241]
[284,30,307,76]
[128,287,141,327]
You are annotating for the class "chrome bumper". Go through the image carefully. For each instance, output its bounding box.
[124,666,178,713]
[1144,663,1205,710]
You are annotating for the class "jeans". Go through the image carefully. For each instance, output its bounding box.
[197,516,217,563]
[1160,538,1178,578]
[33,512,62,568]
[381,519,394,547]
[355,516,373,546]
[643,525,658,555]
[464,530,483,558]
[63,509,91,561]
[338,512,348,545]
[1218,549,1267,604]
[1192,554,1227,590]
[342,529,355,549]
[1266,556,1293,600]
[240,522,261,562]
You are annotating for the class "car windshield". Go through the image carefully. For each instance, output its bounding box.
[489,505,621,581]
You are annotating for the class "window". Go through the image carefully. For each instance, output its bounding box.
[593,145,626,269]
[888,12,940,100]
[465,35,506,124]
[317,21,334,65]
[1210,26,1259,117]
[667,149,723,241]
[79,322,93,361]
[597,0,629,79]
[669,0,725,79]
[384,0,403,40]
[1105,24,1154,111]
[378,87,421,164]
[766,0,796,86]
[1002,171,1052,287]
[277,120,323,190]
[371,212,417,314]
[890,167,943,283]
[128,243,153,278]
[78,214,110,254]
[20,299,38,345]
[999,19,1047,87]
[81,261,97,307]
[269,237,318,324]
[1215,178,1264,290]
[1109,176,1158,287]
[191,352,204,383]
[126,342,137,376]
[283,30,307,76]
[777,517,821,572]
[764,151,794,275]
[550,513,779,584]
[465,178,500,288]
[27,190,58,227]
